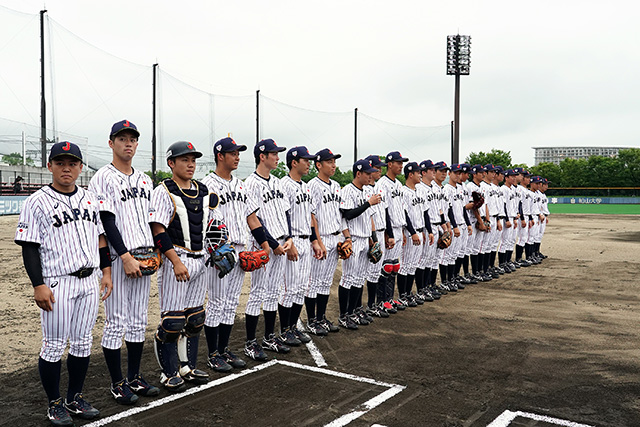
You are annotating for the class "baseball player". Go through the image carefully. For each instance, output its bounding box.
[445,164,473,288]
[456,163,475,284]
[488,165,506,276]
[417,160,442,298]
[527,176,543,264]
[89,120,159,404]
[538,178,550,259]
[363,155,392,317]
[432,161,456,292]
[514,169,534,267]
[478,165,500,279]
[499,169,520,272]
[243,139,296,358]
[15,141,113,425]
[150,141,220,391]
[338,159,381,329]
[279,146,323,343]
[201,137,269,371]
[376,151,409,309]
[465,164,491,281]
[307,148,345,334]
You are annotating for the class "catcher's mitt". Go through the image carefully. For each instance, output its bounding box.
[132,249,162,276]
[337,239,353,260]
[238,250,270,272]
[368,241,382,263]
[471,191,484,210]
[437,230,452,249]
[206,243,237,279]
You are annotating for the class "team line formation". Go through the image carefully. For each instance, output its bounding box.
[14,120,551,426]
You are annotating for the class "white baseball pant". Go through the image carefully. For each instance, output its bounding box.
[205,244,245,328]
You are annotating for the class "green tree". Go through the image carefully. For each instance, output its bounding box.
[145,170,173,185]
[271,161,288,179]
[618,148,640,186]
[2,152,34,166]
[585,155,625,187]
[465,149,513,169]
[301,167,318,183]
[332,167,353,187]
[529,162,561,186]
[558,158,590,187]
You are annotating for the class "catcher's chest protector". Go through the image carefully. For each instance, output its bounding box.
[162,179,210,251]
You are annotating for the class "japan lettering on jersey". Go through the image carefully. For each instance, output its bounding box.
[244,172,289,239]
[401,186,425,230]
[202,172,253,245]
[445,183,465,226]
[419,182,441,224]
[281,175,312,236]
[480,181,498,216]
[491,183,504,217]
[531,190,542,215]
[15,185,104,277]
[519,186,533,215]
[502,185,518,218]
[308,177,342,235]
[377,175,406,228]
[466,181,484,210]
[540,192,550,215]
[340,183,373,238]
[89,164,154,250]
[431,181,448,220]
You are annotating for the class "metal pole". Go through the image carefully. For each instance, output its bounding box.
[22,131,26,165]
[40,10,47,167]
[453,73,460,164]
[354,108,358,162]
[450,121,454,164]
[152,63,158,183]
[256,90,260,144]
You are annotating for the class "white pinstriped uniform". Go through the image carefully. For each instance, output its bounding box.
[418,182,439,270]
[460,181,474,257]
[280,175,313,307]
[366,182,387,283]
[201,172,253,327]
[339,183,374,289]
[150,183,217,313]
[499,184,518,253]
[489,183,503,252]
[466,180,485,255]
[454,183,470,259]
[539,191,549,241]
[399,185,425,275]
[89,165,155,349]
[376,175,405,261]
[439,183,459,266]
[308,177,343,297]
[448,183,468,261]
[431,181,450,266]
[481,181,498,254]
[529,189,542,244]
[15,185,104,362]
[516,185,532,247]
[244,172,290,316]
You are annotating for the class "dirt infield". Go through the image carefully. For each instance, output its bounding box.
[1,213,639,426]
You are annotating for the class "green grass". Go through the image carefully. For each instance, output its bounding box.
[548,204,640,215]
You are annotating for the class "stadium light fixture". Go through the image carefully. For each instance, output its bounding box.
[447,34,471,164]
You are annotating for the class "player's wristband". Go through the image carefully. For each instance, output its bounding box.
[154,232,174,254]
[99,246,112,269]
[440,213,446,224]
[310,227,318,242]
[250,226,268,245]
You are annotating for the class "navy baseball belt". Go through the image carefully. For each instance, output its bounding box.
[294,235,310,239]
[330,231,341,236]
[186,253,205,259]
[416,227,425,232]
[69,267,94,278]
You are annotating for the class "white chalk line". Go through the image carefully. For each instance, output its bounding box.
[298,319,327,367]
[487,409,595,427]
[85,359,405,427]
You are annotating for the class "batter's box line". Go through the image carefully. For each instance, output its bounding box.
[84,359,406,427]
[487,409,595,427]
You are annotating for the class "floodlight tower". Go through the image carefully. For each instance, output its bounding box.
[447,34,471,164]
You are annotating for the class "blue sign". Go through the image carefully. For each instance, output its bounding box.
[549,197,640,204]
[0,196,28,215]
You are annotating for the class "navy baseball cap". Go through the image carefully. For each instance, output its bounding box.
[353,159,377,175]
[513,167,524,174]
[385,151,409,163]
[287,146,315,164]
[460,163,471,172]
[522,169,532,177]
[49,141,83,162]
[494,165,504,174]
[254,139,286,158]
[215,137,247,153]
[504,168,519,176]
[404,161,422,175]
[419,159,435,170]
[530,175,543,183]
[450,163,464,172]
[110,119,139,139]
[315,148,342,162]
[469,164,485,174]
[484,164,496,172]
[365,154,387,168]
[434,161,450,171]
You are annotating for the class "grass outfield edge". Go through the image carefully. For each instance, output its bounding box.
[548,204,640,215]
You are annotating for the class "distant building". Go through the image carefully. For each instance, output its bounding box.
[532,146,633,165]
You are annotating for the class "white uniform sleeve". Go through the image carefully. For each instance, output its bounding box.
[149,186,174,228]
[14,196,42,244]
[244,178,261,218]
[88,172,114,213]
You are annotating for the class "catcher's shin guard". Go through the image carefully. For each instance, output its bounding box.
[154,337,180,377]
[154,311,186,377]
[178,334,200,370]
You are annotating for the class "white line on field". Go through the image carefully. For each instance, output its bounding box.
[487,409,595,427]
[298,319,327,367]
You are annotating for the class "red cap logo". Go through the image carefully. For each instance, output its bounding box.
[187,142,194,150]
[124,120,130,127]
[62,142,70,151]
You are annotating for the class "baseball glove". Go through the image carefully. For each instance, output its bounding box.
[206,243,237,279]
[337,239,353,260]
[437,230,452,249]
[368,241,382,263]
[471,191,484,210]
[132,250,162,276]
[476,218,491,231]
[238,249,270,272]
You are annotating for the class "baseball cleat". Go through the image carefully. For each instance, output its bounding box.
[338,314,359,330]
[160,374,186,392]
[47,398,73,426]
[306,320,329,336]
[291,326,312,344]
[319,316,340,333]
[110,378,139,405]
[356,307,374,323]
[128,374,160,397]
[207,351,233,373]
[221,348,247,369]
[352,310,370,325]
[367,305,388,318]
[281,328,302,347]
[392,299,407,310]
[180,367,209,384]
[400,294,417,307]
[465,273,478,284]
[244,339,269,361]
[262,334,291,353]
[64,393,100,420]
[382,301,397,314]
[435,284,448,295]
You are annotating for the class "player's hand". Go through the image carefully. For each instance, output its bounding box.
[528,220,534,228]
[411,233,420,245]
[453,227,460,237]
[368,194,381,206]
[497,221,503,231]
[505,220,512,229]
[34,284,55,312]
[428,233,435,245]
[312,240,323,260]
[477,222,486,231]
[286,241,299,261]
[173,260,190,281]
[521,219,526,228]
[385,237,395,250]
[274,245,286,256]
[122,253,142,279]
[403,234,407,246]
[467,225,473,236]
[546,217,549,224]
[539,214,545,222]
[100,274,113,301]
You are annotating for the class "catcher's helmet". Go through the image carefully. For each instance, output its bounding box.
[204,218,228,254]
[166,141,203,161]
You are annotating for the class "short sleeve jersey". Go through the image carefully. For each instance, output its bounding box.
[308,176,342,235]
[244,172,290,240]
[280,175,312,236]
[340,183,373,238]
[502,185,518,218]
[402,185,425,230]
[15,185,104,277]
[377,175,406,228]
[88,165,154,250]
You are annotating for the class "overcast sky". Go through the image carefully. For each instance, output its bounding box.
[0,0,638,176]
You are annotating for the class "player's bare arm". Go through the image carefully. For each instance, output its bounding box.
[99,234,114,300]
[311,214,326,259]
